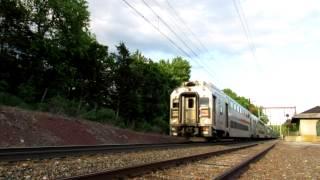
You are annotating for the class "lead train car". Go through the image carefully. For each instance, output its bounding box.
[170,81,272,139]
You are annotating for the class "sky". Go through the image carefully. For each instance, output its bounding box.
[87,0,320,124]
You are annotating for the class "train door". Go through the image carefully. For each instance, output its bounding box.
[249,118,253,137]
[212,96,216,125]
[225,103,229,128]
[181,94,198,124]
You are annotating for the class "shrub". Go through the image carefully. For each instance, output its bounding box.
[17,83,35,103]
[152,117,169,133]
[81,107,116,123]
[0,92,26,107]
[0,81,8,92]
[96,108,116,122]
[45,96,86,116]
[135,121,153,132]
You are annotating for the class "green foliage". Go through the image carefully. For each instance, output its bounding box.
[0,81,8,92]
[0,92,26,107]
[17,83,35,103]
[152,117,169,133]
[42,96,85,116]
[0,0,191,133]
[223,88,269,124]
[82,108,116,123]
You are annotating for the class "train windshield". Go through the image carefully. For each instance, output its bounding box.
[199,97,209,106]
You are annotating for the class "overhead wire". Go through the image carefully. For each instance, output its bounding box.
[141,0,200,58]
[232,0,258,61]
[122,0,219,84]
[121,0,192,59]
[141,0,219,82]
[150,0,204,55]
[165,0,210,54]
[157,0,220,83]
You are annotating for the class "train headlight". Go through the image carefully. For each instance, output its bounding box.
[172,132,178,136]
[171,109,179,118]
[202,127,209,134]
[170,118,178,124]
[200,118,210,124]
[200,108,210,118]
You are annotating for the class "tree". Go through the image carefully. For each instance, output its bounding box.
[223,88,269,124]
[0,0,192,133]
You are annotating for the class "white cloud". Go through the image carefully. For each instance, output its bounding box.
[87,0,320,121]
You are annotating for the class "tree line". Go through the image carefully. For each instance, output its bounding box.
[223,88,269,124]
[0,0,266,132]
[0,0,191,132]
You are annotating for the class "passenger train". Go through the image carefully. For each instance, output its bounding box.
[170,81,276,139]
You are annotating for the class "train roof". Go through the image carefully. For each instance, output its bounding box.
[182,81,262,121]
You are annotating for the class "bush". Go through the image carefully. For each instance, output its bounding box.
[96,108,116,122]
[0,81,8,92]
[152,117,169,133]
[17,83,35,103]
[135,121,153,132]
[0,92,26,107]
[45,96,86,116]
[81,107,116,123]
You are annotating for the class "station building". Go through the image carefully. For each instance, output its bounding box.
[287,106,320,142]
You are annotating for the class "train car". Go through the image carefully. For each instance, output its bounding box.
[170,81,274,139]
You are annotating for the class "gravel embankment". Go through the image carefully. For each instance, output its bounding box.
[0,144,239,179]
[134,141,275,179]
[240,141,320,179]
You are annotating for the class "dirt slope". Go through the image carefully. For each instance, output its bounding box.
[0,106,186,147]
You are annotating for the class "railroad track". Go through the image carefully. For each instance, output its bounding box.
[61,141,276,180]
[0,141,235,161]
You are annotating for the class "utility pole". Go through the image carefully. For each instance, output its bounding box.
[262,106,296,139]
[280,123,282,139]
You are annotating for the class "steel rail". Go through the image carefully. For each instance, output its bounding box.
[0,141,231,161]
[214,142,277,180]
[61,143,258,180]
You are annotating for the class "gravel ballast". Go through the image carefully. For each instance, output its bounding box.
[134,141,274,179]
[0,144,239,179]
[239,141,320,179]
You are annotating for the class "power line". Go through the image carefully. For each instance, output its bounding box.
[141,0,200,58]
[121,0,192,58]
[232,0,257,60]
[142,0,219,81]
[122,0,219,83]
[165,0,210,54]
[159,0,220,82]
[150,0,204,55]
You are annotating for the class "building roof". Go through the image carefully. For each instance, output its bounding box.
[292,106,320,122]
[301,106,320,113]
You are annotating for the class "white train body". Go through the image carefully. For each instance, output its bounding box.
[170,81,274,139]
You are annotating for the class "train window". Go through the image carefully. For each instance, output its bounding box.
[200,97,209,106]
[188,99,194,108]
[172,102,179,108]
[231,121,249,131]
